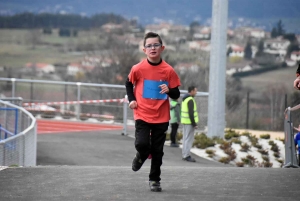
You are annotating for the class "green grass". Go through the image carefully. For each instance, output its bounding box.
[0,29,103,68]
[0,44,80,67]
[240,66,297,94]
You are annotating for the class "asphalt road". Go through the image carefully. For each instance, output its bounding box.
[0,129,299,201]
[36,129,226,167]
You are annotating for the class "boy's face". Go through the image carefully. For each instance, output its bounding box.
[143,37,165,62]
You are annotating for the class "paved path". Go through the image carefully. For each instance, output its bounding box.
[0,166,299,201]
[36,129,225,167]
[0,123,299,201]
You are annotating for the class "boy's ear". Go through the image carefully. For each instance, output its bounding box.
[142,47,147,54]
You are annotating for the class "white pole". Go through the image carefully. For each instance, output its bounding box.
[122,95,128,135]
[76,82,81,120]
[207,0,228,138]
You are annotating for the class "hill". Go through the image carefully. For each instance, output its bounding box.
[1,0,300,32]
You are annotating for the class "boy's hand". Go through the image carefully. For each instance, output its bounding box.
[284,107,290,114]
[129,101,137,109]
[159,84,169,94]
[294,77,300,90]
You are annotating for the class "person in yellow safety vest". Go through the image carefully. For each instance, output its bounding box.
[181,86,198,162]
[170,98,181,147]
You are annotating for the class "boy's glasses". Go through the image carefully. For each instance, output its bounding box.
[144,43,162,49]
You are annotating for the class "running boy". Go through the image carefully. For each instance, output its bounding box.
[125,32,181,192]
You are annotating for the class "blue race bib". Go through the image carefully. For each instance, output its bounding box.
[143,80,168,100]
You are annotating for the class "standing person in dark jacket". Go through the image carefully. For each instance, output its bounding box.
[170,98,181,147]
[181,86,198,162]
[125,32,181,192]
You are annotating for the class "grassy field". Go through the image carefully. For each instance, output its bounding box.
[240,66,298,95]
[0,29,103,68]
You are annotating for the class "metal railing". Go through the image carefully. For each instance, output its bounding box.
[283,106,300,168]
[0,99,37,167]
[0,78,126,120]
[0,78,209,134]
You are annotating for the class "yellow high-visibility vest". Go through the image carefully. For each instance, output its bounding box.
[181,96,199,124]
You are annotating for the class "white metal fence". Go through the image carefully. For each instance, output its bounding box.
[0,78,209,135]
[0,99,37,167]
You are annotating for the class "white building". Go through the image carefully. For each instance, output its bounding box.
[25,63,55,74]
[291,51,300,61]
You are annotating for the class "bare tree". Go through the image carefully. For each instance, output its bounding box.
[26,29,41,49]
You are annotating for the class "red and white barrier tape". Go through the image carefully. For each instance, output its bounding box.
[23,98,128,106]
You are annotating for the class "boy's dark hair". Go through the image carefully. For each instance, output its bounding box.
[143,32,163,46]
[188,86,196,93]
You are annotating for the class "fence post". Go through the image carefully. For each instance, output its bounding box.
[246,91,249,129]
[122,95,128,135]
[22,134,25,166]
[15,109,18,134]
[76,82,81,120]
[2,143,5,166]
[30,78,33,103]
[283,108,299,168]
[64,81,68,114]
[11,78,16,98]
[0,143,3,165]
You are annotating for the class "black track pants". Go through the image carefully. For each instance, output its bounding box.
[134,119,169,182]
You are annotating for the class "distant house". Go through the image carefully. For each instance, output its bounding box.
[101,23,123,33]
[114,34,141,46]
[226,61,255,76]
[67,62,95,76]
[228,44,244,57]
[174,62,199,74]
[193,27,211,40]
[188,41,210,52]
[169,24,189,34]
[25,63,55,74]
[227,29,234,39]
[145,23,172,36]
[249,28,266,39]
[285,59,297,67]
[261,37,289,60]
[82,56,115,67]
[67,63,85,76]
[264,37,290,50]
[291,51,300,61]
[234,27,266,40]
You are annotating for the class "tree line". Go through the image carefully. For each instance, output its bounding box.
[0,12,128,29]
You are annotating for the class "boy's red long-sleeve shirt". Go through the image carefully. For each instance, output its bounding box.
[128,59,181,123]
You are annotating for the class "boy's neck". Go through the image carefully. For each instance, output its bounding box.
[147,58,162,66]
